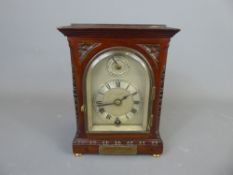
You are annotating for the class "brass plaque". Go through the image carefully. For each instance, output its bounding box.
[99,145,137,155]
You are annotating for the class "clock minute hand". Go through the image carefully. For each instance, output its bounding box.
[96,102,116,107]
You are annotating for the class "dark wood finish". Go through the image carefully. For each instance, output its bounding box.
[58,24,180,155]
[58,24,179,38]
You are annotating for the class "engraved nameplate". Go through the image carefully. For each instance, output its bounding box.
[99,145,137,155]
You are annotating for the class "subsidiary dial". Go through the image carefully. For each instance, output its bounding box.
[107,55,129,76]
[94,80,141,125]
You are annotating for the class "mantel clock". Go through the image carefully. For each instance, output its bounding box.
[58,24,180,156]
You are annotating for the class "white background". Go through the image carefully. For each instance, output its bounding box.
[0,0,233,175]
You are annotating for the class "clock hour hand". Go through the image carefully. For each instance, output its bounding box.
[120,94,131,101]
[120,92,137,101]
[96,98,124,107]
[97,91,137,107]
[96,101,116,107]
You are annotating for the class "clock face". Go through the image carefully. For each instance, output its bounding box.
[94,79,141,124]
[84,47,154,132]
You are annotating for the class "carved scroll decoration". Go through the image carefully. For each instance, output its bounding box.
[78,43,100,61]
[157,65,166,122]
[73,138,161,146]
[137,44,160,63]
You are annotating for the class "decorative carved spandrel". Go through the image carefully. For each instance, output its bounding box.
[78,43,100,61]
[137,44,160,64]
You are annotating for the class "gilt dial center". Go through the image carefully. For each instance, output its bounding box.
[103,88,133,116]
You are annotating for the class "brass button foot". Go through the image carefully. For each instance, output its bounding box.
[74,153,82,157]
[153,154,160,158]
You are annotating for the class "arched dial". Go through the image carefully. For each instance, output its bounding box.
[94,80,141,125]
[85,47,152,132]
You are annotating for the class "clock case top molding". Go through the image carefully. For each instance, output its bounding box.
[58,24,180,155]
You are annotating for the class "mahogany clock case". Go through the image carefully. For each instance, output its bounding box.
[58,24,180,155]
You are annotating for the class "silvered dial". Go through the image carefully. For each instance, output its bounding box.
[85,47,153,132]
[94,80,140,125]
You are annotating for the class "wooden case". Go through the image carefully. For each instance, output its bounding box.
[58,24,180,155]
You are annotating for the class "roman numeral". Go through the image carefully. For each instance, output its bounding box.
[131,92,137,96]
[99,108,105,113]
[106,114,111,120]
[115,80,120,87]
[96,101,103,105]
[114,118,121,125]
[106,83,111,89]
[131,108,137,113]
